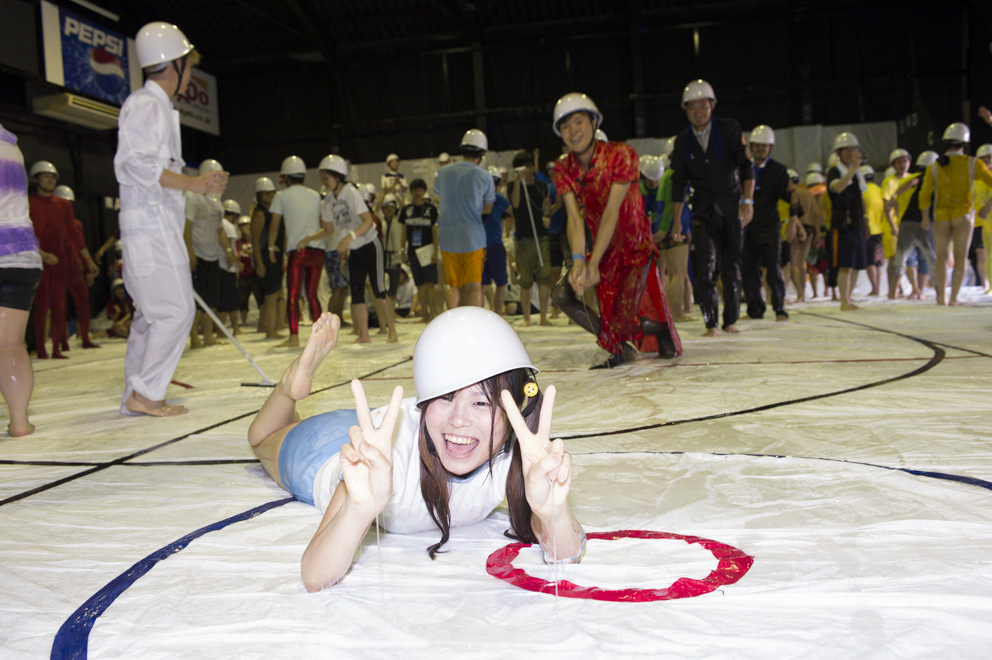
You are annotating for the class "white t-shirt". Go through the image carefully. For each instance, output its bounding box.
[270,184,323,251]
[324,183,375,251]
[312,397,512,535]
[220,218,239,272]
[185,192,224,261]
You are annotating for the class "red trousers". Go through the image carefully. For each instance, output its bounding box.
[286,248,324,334]
[32,264,67,357]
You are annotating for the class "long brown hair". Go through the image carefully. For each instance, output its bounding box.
[416,368,542,559]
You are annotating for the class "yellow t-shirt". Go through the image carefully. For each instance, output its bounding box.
[778,199,790,240]
[881,173,915,223]
[863,182,885,235]
[919,155,992,221]
[971,179,992,228]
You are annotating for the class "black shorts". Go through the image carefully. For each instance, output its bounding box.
[831,227,868,271]
[970,226,985,254]
[868,234,884,267]
[260,258,283,296]
[549,233,563,268]
[408,247,438,287]
[218,270,239,312]
[349,240,386,303]
[779,240,791,267]
[194,258,223,308]
[0,266,42,311]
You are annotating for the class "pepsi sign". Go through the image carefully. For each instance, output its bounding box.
[58,8,131,105]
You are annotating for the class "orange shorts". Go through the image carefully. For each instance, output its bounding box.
[441,248,485,287]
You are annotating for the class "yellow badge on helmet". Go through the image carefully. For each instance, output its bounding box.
[523,381,539,398]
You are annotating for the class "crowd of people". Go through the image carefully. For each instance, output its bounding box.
[3,19,991,435]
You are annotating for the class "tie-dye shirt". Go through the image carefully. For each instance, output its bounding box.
[0,123,41,270]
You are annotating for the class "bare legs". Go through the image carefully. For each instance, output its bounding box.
[934,216,974,305]
[248,312,340,482]
[0,306,34,436]
[838,267,859,311]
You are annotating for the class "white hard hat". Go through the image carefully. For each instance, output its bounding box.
[438,152,451,163]
[53,185,75,201]
[385,153,400,166]
[749,125,775,145]
[460,129,488,151]
[805,172,825,186]
[237,215,251,226]
[832,132,859,151]
[786,168,799,183]
[681,79,716,107]
[499,166,508,175]
[318,154,348,178]
[254,176,276,193]
[859,164,875,178]
[382,193,398,207]
[888,148,911,165]
[827,152,839,168]
[487,165,501,178]
[916,150,939,167]
[29,161,58,178]
[413,307,538,404]
[280,155,306,176]
[552,92,603,137]
[595,129,608,142]
[976,144,992,159]
[135,22,194,68]
[942,122,970,143]
[364,182,377,195]
[199,159,222,175]
[222,199,241,215]
[663,136,677,158]
[807,162,823,174]
[111,277,124,289]
[639,154,665,182]
[883,166,895,179]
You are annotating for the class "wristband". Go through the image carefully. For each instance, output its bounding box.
[349,230,357,240]
[542,530,587,565]
[742,198,754,206]
[572,253,586,263]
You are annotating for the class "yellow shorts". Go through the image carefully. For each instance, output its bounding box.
[441,248,485,287]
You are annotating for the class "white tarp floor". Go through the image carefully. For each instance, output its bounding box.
[2,285,991,659]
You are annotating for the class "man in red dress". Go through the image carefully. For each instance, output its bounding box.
[550,93,682,369]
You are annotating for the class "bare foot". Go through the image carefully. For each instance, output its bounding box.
[723,324,740,334]
[277,335,301,347]
[522,318,531,327]
[124,391,188,416]
[354,335,371,344]
[8,422,34,437]
[265,332,286,340]
[840,302,859,311]
[377,327,388,335]
[282,313,340,400]
[539,318,552,326]
[702,328,718,337]
[387,330,399,344]
[936,298,947,306]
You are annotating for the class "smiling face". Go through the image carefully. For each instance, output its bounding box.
[684,98,713,130]
[838,146,859,167]
[423,384,509,476]
[558,111,596,157]
[751,142,772,163]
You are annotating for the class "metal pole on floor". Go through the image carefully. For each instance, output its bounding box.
[192,290,276,387]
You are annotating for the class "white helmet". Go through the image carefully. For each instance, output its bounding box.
[595,129,608,142]
[827,153,839,168]
[749,125,775,145]
[916,150,939,167]
[888,148,911,165]
[552,92,603,137]
[318,154,348,178]
[135,22,194,68]
[805,172,825,186]
[786,168,799,183]
[832,132,859,151]
[53,185,75,201]
[385,153,400,166]
[280,155,306,176]
[382,193,398,207]
[883,166,896,179]
[413,307,538,404]
[681,79,716,107]
[254,176,276,193]
[460,129,488,152]
[222,199,241,215]
[639,155,665,182]
[199,159,222,175]
[663,136,677,158]
[237,215,251,226]
[487,165,501,179]
[859,164,875,179]
[807,162,823,174]
[438,152,451,163]
[976,144,992,159]
[30,161,58,179]
[364,182,377,195]
[942,122,970,143]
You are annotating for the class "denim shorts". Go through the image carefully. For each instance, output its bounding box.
[278,409,358,505]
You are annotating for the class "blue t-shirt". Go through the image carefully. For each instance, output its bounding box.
[484,193,510,245]
[434,161,495,253]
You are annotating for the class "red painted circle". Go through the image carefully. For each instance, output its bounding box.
[486,530,754,602]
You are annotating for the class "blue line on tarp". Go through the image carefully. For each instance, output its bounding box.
[50,497,295,660]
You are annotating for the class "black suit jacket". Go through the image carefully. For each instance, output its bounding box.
[670,117,754,220]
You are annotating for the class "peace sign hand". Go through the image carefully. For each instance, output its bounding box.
[340,380,404,518]
[500,385,572,518]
